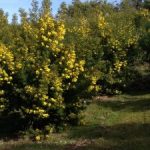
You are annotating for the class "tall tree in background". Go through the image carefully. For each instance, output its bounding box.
[11,13,18,25]
[40,0,52,16]
[121,0,143,9]
[0,9,8,31]
[57,2,68,20]
[143,0,150,9]
[29,0,39,24]
[19,8,28,24]
[72,0,81,5]
[0,9,11,45]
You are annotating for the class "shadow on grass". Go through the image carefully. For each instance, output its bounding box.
[68,123,150,140]
[68,123,150,150]
[1,123,150,150]
[125,73,150,95]
[1,143,66,150]
[97,98,150,112]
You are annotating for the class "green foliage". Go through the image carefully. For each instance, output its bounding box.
[61,1,141,95]
[0,0,149,139]
[137,8,150,61]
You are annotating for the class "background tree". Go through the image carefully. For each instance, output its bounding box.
[40,0,52,16]
[11,13,18,25]
[29,0,39,24]
[57,2,68,20]
[19,8,28,24]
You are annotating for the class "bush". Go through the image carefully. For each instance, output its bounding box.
[0,13,85,133]
[64,6,140,95]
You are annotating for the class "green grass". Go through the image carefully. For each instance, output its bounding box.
[1,94,150,150]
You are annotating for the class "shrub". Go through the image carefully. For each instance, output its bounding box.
[0,13,85,133]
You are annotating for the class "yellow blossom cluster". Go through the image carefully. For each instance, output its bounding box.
[139,8,150,17]
[61,49,85,84]
[67,17,90,38]
[0,44,16,111]
[38,13,65,53]
[98,14,107,30]
[97,14,109,38]
[35,62,51,79]
[23,22,33,35]
[0,90,5,110]
[109,39,121,50]
[114,60,127,72]
[24,84,52,118]
[88,76,100,92]
[79,18,90,36]
[0,44,15,84]
[25,107,49,118]
[25,85,35,94]
[127,37,139,47]
[52,77,63,92]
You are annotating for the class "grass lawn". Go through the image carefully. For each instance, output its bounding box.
[0,93,150,150]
